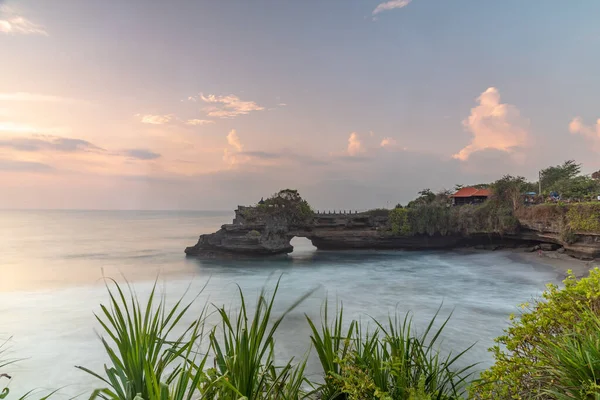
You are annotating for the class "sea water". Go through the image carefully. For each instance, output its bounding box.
[0,210,559,397]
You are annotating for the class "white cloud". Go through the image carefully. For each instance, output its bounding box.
[199,93,264,118]
[569,116,600,151]
[0,92,76,103]
[226,129,243,151]
[137,114,174,125]
[186,119,214,126]
[0,6,47,35]
[372,0,412,15]
[347,132,364,156]
[453,87,530,161]
[223,129,244,166]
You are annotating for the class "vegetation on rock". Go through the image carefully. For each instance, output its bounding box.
[242,189,314,226]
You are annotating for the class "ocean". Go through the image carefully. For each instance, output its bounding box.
[0,210,559,397]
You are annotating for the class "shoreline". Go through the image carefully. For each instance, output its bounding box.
[451,247,597,279]
[510,249,598,279]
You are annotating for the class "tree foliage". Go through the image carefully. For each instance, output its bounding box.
[551,175,599,200]
[540,160,581,193]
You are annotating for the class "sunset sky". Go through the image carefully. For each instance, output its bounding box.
[1,0,600,210]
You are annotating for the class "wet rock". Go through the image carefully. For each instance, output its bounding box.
[539,243,559,251]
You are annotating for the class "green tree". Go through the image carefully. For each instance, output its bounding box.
[491,175,528,210]
[540,160,581,193]
[552,175,599,200]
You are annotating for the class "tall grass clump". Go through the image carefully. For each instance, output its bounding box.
[306,301,356,399]
[307,305,475,400]
[78,277,478,400]
[1,337,59,400]
[206,279,314,399]
[0,338,16,399]
[77,279,210,400]
[536,307,600,399]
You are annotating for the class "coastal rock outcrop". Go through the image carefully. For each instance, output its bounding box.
[185,190,600,259]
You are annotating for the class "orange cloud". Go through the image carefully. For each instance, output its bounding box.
[199,94,264,118]
[223,129,244,166]
[569,116,600,151]
[453,87,529,161]
[380,137,396,147]
[186,119,214,126]
[137,114,174,125]
[347,132,364,156]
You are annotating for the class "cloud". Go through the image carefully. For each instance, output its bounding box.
[124,149,161,160]
[186,119,214,126]
[0,92,77,102]
[199,94,264,118]
[347,132,364,156]
[241,150,279,160]
[0,6,47,36]
[223,129,244,166]
[226,129,243,151]
[380,137,396,147]
[0,136,104,152]
[0,122,68,134]
[453,87,530,161]
[372,0,412,15]
[0,158,53,172]
[240,150,330,166]
[137,114,174,125]
[569,116,600,151]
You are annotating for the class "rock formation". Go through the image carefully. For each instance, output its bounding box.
[185,190,600,259]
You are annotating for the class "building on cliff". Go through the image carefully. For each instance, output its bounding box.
[450,187,491,206]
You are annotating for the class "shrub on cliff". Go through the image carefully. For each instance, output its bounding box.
[390,207,411,235]
[471,268,600,399]
[566,202,600,233]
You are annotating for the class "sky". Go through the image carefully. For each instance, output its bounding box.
[1,0,600,210]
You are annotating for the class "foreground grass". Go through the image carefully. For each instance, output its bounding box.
[4,269,600,399]
[72,277,473,400]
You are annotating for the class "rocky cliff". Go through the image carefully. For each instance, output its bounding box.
[185,192,600,260]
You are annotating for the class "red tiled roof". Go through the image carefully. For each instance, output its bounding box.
[450,187,492,198]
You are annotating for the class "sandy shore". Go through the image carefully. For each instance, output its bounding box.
[509,250,598,279]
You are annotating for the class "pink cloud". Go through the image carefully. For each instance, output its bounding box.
[453,87,530,161]
[347,132,364,156]
[569,116,600,151]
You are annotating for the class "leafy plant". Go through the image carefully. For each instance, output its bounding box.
[536,307,600,399]
[308,305,474,400]
[389,208,411,235]
[471,268,600,399]
[567,203,600,233]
